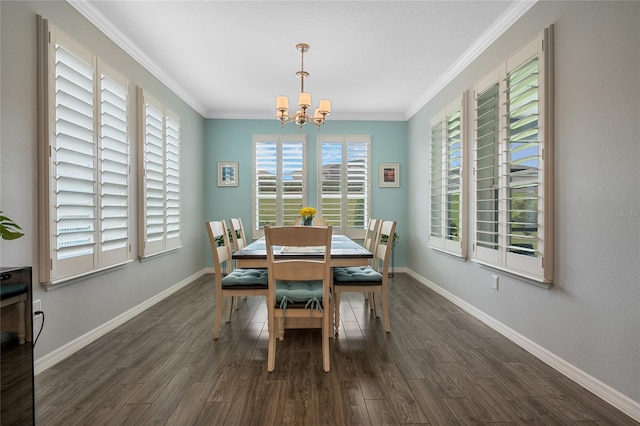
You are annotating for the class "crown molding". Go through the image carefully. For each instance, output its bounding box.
[404,0,538,120]
[67,0,536,122]
[66,0,208,117]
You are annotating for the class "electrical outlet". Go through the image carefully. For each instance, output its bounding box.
[491,275,499,291]
[33,299,42,314]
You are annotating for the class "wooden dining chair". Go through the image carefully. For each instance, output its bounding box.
[363,218,381,261]
[362,218,382,311]
[264,225,333,372]
[228,217,248,252]
[294,216,325,226]
[333,220,396,336]
[206,220,268,339]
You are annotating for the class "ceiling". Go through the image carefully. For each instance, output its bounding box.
[68,1,534,121]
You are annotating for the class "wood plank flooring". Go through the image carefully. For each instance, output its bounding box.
[35,273,637,425]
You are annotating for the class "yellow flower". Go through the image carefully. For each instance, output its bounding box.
[299,207,317,218]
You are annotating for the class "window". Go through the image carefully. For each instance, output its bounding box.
[138,89,182,258]
[252,134,306,238]
[472,27,554,283]
[38,18,131,285]
[430,95,466,257]
[318,135,370,239]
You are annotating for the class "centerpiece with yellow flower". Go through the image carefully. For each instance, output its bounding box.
[299,207,317,226]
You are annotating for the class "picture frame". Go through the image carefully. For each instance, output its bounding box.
[379,163,400,187]
[218,161,238,187]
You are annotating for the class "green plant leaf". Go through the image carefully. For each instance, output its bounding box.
[0,212,24,240]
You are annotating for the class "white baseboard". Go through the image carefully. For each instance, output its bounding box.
[405,269,640,423]
[34,269,208,375]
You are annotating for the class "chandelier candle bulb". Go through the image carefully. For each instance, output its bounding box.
[276,96,289,111]
[319,99,331,114]
[298,92,311,108]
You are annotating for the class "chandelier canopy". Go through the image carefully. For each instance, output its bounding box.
[276,43,331,129]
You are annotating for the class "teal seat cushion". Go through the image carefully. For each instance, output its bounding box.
[276,280,324,304]
[221,269,268,289]
[333,266,382,283]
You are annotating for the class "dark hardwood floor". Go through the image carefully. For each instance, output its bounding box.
[35,273,637,425]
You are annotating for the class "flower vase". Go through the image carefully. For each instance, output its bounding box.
[302,216,313,226]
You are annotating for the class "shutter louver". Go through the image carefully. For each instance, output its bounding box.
[99,69,129,256]
[143,102,165,245]
[321,142,343,228]
[165,114,181,244]
[282,141,304,224]
[253,136,305,233]
[138,91,182,257]
[430,120,443,239]
[429,96,465,257]
[505,57,539,257]
[138,90,182,258]
[475,83,500,252]
[446,109,462,242]
[54,44,96,263]
[319,136,370,236]
[256,141,278,228]
[346,142,368,229]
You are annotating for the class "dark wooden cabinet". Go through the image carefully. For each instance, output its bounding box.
[1,266,35,425]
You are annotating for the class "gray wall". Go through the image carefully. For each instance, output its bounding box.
[407,1,639,404]
[0,1,206,361]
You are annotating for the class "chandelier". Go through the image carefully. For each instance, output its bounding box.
[276,43,331,129]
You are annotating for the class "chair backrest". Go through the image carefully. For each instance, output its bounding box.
[294,216,325,226]
[363,218,381,252]
[374,220,397,275]
[313,217,326,226]
[205,220,233,276]
[229,218,247,251]
[264,225,332,295]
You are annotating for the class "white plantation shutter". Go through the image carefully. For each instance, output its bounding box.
[138,90,182,258]
[255,141,278,229]
[346,141,368,232]
[320,142,343,228]
[474,79,500,265]
[165,113,181,246]
[430,119,443,240]
[472,28,553,284]
[39,19,131,285]
[253,135,305,237]
[319,135,370,238]
[429,95,465,257]
[281,140,305,224]
[53,41,96,272]
[99,65,129,263]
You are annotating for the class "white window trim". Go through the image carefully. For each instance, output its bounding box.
[429,94,467,258]
[252,134,307,239]
[317,135,371,240]
[37,17,132,286]
[472,27,554,284]
[137,88,182,259]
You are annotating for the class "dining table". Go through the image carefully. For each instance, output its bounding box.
[232,232,373,334]
[232,234,373,268]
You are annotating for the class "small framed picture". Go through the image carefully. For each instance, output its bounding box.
[379,163,400,187]
[218,161,238,187]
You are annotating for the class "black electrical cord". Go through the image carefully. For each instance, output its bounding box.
[33,310,44,347]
